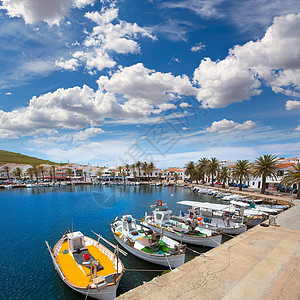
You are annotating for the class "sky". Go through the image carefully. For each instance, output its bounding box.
[0,0,299,168]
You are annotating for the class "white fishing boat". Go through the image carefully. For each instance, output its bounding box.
[176,201,247,235]
[142,201,222,248]
[4,184,13,189]
[26,183,38,188]
[45,230,124,300]
[111,215,186,268]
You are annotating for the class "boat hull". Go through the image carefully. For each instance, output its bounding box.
[111,229,185,268]
[48,237,123,300]
[145,223,222,248]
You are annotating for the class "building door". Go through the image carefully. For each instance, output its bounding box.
[258,181,261,189]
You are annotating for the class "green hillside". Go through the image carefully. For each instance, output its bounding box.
[0,150,59,166]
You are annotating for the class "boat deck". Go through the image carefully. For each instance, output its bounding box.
[57,241,117,287]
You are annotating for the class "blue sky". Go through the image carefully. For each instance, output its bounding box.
[0,0,299,168]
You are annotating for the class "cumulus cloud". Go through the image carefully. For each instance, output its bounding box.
[0,63,197,137]
[206,119,257,133]
[295,125,300,132]
[193,13,300,108]
[98,63,197,105]
[0,0,95,26]
[57,5,156,72]
[286,100,300,110]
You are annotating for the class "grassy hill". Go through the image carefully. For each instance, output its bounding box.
[0,150,59,166]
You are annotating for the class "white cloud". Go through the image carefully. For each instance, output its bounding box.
[31,127,103,146]
[157,103,177,111]
[191,42,206,52]
[295,125,300,132]
[0,62,197,137]
[179,102,190,108]
[193,13,300,108]
[5,92,12,95]
[286,100,300,110]
[0,0,95,26]
[206,119,257,133]
[57,5,156,72]
[98,63,197,105]
[55,58,79,71]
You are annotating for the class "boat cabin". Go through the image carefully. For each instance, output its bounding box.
[121,215,139,235]
[153,208,172,226]
[66,231,87,253]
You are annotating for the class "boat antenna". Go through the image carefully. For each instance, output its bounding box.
[72,218,73,234]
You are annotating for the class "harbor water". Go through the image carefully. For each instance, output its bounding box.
[0,184,225,299]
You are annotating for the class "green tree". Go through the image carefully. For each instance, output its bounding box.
[184,161,195,183]
[281,163,300,199]
[206,157,220,187]
[118,166,122,182]
[38,165,45,181]
[197,157,210,183]
[217,167,230,188]
[174,173,179,183]
[4,165,10,180]
[142,162,148,180]
[122,171,126,182]
[125,164,130,176]
[67,168,73,181]
[232,160,251,191]
[252,154,278,194]
[111,171,115,182]
[136,161,141,177]
[13,167,22,180]
[97,169,102,181]
[51,165,56,182]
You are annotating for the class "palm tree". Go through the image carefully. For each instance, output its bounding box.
[133,170,137,181]
[4,165,10,180]
[27,167,34,180]
[50,165,56,182]
[252,154,278,194]
[97,169,102,181]
[174,173,179,183]
[13,167,22,180]
[32,166,39,183]
[148,162,154,180]
[84,171,87,182]
[118,166,122,182]
[67,168,73,181]
[206,157,220,186]
[281,163,300,199]
[218,167,230,188]
[111,171,115,182]
[136,161,141,177]
[232,160,251,191]
[122,171,126,182]
[197,158,210,183]
[184,161,195,183]
[38,165,45,181]
[125,164,130,176]
[142,162,148,180]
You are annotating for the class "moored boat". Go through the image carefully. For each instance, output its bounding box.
[176,201,247,235]
[111,215,186,268]
[45,230,124,300]
[142,201,222,248]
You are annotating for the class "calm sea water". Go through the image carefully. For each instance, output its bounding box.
[0,184,222,299]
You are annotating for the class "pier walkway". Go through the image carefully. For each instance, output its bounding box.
[117,197,300,300]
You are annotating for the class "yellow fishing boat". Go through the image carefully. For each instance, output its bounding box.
[45,230,124,299]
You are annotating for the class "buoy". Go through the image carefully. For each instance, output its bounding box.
[157,199,162,206]
[197,217,202,221]
[200,222,203,226]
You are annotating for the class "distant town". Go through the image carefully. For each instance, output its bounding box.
[0,156,299,197]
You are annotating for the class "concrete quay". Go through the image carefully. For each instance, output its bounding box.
[117,197,300,300]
